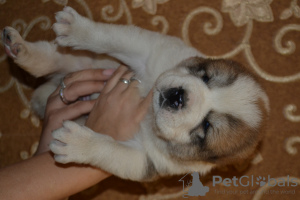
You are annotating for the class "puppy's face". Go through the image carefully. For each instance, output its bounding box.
[153,57,269,164]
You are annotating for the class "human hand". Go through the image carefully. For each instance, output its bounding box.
[85,65,153,141]
[35,68,115,155]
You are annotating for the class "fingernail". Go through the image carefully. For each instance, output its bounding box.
[103,69,116,76]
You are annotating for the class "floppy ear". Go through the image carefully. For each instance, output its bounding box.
[177,56,206,69]
[185,56,206,63]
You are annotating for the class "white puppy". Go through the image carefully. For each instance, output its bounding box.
[2,7,269,181]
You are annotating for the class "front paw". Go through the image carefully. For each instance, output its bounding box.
[50,121,94,164]
[53,6,91,48]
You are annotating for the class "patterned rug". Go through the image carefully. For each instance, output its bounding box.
[0,0,300,199]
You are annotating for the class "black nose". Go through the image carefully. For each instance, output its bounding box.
[159,87,185,110]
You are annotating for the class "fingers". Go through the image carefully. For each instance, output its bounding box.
[50,68,115,98]
[101,65,130,94]
[48,68,115,107]
[114,70,135,93]
[101,65,144,96]
[47,100,96,125]
[125,77,141,94]
[62,81,104,103]
[46,80,101,111]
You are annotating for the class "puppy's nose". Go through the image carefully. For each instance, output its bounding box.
[159,87,185,110]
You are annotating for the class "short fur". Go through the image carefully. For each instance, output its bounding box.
[1,7,269,181]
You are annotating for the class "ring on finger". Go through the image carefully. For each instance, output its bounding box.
[60,78,67,89]
[119,78,130,84]
[130,77,141,83]
[59,78,71,104]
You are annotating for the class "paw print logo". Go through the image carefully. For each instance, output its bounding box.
[256,176,266,187]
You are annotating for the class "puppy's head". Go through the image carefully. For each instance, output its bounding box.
[153,57,269,165]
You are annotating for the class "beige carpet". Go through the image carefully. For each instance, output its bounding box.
[0,0,300,199]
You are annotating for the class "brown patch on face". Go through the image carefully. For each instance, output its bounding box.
[165,105,268,165]
[201,95,269,165]
[166,111,260,163]
[203,113,259,164]
[184,57,249,88]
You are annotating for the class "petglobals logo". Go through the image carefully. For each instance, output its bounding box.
[179,173,299,198]
[180,172,210,198]
[212,175,299,187]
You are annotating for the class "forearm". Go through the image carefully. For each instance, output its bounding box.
[0,152,110,200]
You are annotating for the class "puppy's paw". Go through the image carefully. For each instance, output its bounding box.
[50,121,94,164]
[1,27,27,59]
[53,6,91,48]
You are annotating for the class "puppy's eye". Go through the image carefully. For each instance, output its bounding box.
[202,119,211,134]
[202,74,210,84]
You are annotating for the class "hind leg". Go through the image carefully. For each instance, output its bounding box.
[2,27,110,78]
[2,27,65,77]
[2,27,28,59]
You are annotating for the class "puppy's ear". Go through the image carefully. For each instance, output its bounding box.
[186,56,206,63]
[179,57,210,77]
[179,56,206,68]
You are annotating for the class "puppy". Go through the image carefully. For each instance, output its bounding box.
[2,7,269,181]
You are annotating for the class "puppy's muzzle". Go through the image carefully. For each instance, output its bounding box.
[159,87,185,110]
